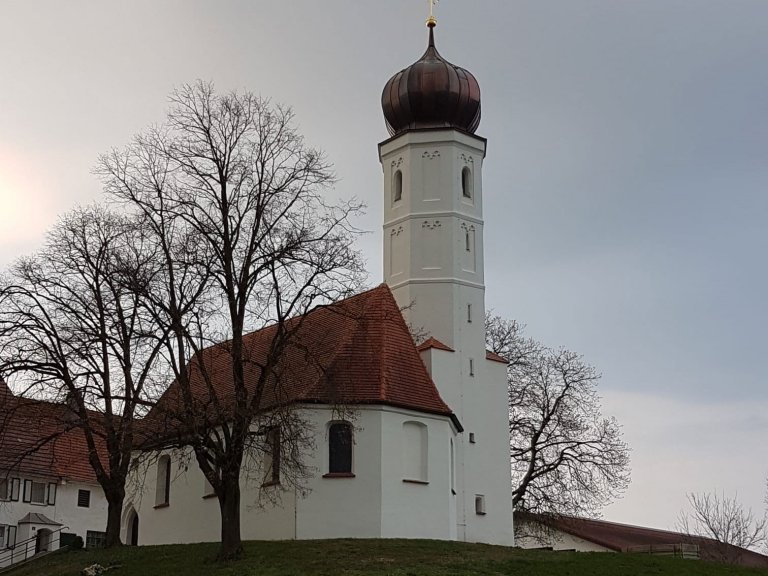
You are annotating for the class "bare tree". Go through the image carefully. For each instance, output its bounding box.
[677,491,768,563]
[0,206,165,546]
[486,314,631,522]
[97,81,365,560]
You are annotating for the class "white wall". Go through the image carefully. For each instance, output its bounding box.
[516,525,614,553]
[380,128,514,547]
[0,477,107,567]
[123,405,458,545]
[379,408,455,540]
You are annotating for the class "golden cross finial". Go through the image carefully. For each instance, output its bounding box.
[426,0,438,27]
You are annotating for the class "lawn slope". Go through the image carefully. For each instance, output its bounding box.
[9,539,768,576]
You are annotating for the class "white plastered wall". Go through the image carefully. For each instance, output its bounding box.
[0,478,107,566]
[516,526,614,553]
[123,405,457,545]
[380,129,514,547]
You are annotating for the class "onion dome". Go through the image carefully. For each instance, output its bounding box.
[382,22,481,137]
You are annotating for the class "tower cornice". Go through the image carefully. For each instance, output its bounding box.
[384,211,484,229]
[378,128,487,161]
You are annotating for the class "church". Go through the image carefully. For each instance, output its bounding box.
[121,16,514,547]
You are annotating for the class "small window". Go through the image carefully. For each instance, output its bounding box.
[393,170,403,202]
[469,358,475,377]
[23,480,49,505]
[155,455,171,507]
[465,231,471,252]
[0,479,7,501]
[475,494,486,515]
[462,167,473,199]
[0,525,5,549]
[86,530,107,549]
[467,304,472,323]
[31,482,46,504]
[328,422,353,475]
[263,427,280,486]
[469,432,476,444]
[77,489,91,508]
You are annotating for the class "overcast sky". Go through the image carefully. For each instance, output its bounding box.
[1,1,766,532]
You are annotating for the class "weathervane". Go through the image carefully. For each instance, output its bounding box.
[426,0,438,27]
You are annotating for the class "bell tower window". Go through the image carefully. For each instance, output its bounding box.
[462,167,473,199]
[393,170,403,202]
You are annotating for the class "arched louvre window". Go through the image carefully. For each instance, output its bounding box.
[462,166,473,199]
[155,455,171,507]
[393,170,403,202]
[329,422,353,474]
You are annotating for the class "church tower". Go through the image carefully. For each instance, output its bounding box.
[379,18,513,545]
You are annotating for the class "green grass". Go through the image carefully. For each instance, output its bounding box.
[8,539,768,576]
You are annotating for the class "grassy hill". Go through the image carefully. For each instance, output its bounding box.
[8,539,768,576]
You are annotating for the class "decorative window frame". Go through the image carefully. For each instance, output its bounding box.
[324,420,355,478]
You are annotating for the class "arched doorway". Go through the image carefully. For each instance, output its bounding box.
[35,529,52,553]
[128,511,139,546]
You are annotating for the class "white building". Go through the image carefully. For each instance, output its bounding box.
[122,19,514,548]
[0,382,109,567]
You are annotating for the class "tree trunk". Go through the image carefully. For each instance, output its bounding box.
[218,474,243,560]
[104,487,125,548]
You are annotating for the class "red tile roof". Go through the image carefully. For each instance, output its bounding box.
[520,513,768,568]
[0,378,10,398]
[0,395,103,484]
[143,285,453,438]
[485,350,508,364]
[416,337,455,353]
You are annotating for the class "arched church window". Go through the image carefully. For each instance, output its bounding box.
[328,422,353,475]
[402,421,428,483]
[263,427,281,486]
[462,167,473,199]
[155,455,171,507]
[393,170,403,202]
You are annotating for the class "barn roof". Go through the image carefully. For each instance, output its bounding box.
[519,513,768,568]
[141,285,454,441]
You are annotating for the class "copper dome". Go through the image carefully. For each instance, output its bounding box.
[382,23,481,137]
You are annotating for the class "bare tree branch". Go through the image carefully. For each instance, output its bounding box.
[97,81,366,560]
[0,206,166,546]
[677,491,768,563]
[486,313,631,528]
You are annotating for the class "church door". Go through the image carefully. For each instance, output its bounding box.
[129,512,139,546]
